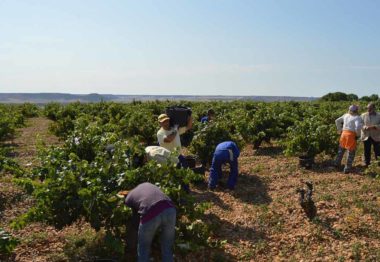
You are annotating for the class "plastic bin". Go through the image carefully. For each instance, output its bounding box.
[165,106,192,127]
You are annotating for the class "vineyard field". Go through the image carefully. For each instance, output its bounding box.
[0,100,379,261]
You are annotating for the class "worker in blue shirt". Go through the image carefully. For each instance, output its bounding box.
[201,109,215,123]
[208,141,240,190]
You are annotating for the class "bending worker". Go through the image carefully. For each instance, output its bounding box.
[119,182,176,262]
[145,145,188,169]
[208,141,240,190]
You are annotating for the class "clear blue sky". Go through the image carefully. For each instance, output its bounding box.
[1,0,379,97]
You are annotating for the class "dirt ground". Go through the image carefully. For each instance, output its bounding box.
[1,118,379,261]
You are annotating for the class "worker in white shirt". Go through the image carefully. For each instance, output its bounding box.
[334,105,363,173]
[156,113,192,153]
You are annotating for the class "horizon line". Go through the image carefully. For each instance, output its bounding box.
[0,92,320,98]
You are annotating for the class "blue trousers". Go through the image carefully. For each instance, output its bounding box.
[137,207,176,262]
[335,146,356,170]
[177,154,188,169]
[209,150,238,189]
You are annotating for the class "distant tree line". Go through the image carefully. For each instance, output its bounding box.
[320,92,379,102]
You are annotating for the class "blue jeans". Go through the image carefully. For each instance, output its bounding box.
[209,150,239,189]
[335,146,356,170]
[138,207,176,262]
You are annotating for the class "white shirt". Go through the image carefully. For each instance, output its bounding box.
[157,125,187,153]
[335,113,363,136]
[145,146,179,164]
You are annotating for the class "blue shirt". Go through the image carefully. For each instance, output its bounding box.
[200,116,209,123]
[215,141,240,159]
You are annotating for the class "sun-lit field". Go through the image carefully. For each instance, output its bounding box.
[0,101,379,261]
[2,0,380,260]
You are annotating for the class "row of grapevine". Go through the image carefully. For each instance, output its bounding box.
[0,103,41,173]
[0,103,41,256]
[0,104,31,142]
[40,100,362,162]
[12,112,210,256]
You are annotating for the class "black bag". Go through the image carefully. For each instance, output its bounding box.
[165,106,192,127]
[184,155,196,168]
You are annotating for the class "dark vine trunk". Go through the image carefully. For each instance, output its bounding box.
[298,155,314,169]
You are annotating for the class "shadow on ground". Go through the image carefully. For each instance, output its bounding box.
[312,158,367,175]
[232,173,272,204]
[191,188,232,211]
[253,146,284,158]
[175,211,267,261]
[0,142,19,158]
[195,212,268,261]
[192,173,272,206]
[205,212,266,242]
[176,246,234,262]
[312,216,346,240]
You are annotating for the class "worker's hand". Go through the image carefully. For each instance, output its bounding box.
[116,190,129,198]
[337,130,342,135]
[163,131,177,143]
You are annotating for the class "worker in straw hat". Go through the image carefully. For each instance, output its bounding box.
[334,105,363,173]
[156,113,192,154]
